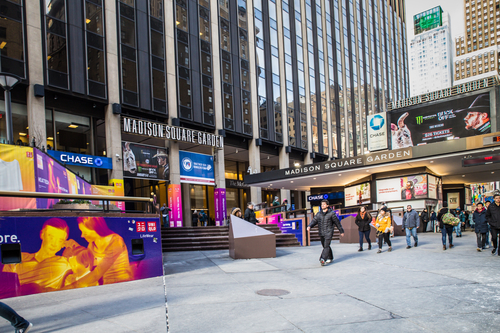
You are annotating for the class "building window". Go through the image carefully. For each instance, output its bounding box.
[85,0,106,98]
[45,0,69,89]
[0,0,25,78]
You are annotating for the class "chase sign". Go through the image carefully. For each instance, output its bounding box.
[47,151,113,169]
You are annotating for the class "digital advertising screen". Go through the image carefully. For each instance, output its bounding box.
[122,142,169,181]
[390,92,491,149]
[344,183,371,207]
[377,174,428,202]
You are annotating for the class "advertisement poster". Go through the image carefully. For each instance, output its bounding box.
[447,192,460,209]
[390,93,491,149]
[0,144,36,210]
[110,179,125,211]
[214,188,227,226]
[0,216,163,299]
[168,184,183,227]
[122,142,169,181]
[35,150,71,209]
[267,218,303,246]
[179,151,215,185]
[344,183,371,207]
[428,175,437,199]
[377,175,428,202]
[367,113,388,151]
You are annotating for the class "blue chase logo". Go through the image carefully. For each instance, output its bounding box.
[94,158,103,167]
[181,157,193,172]
[369,114,385,131]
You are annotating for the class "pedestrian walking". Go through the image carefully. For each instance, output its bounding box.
[469,209,475,231]
[0,301,33,332]
[244,202,258,224]
[159,203,170,227]
[438,207,454,250]
[486,194,500,255]
[485,200,492,248]
[473,203,488,251]
[192,210,199,227]
[430,210,437,232]
[376,207,392,253]
[307,199,345,265]
[355,206,372,251]
[453,208,463,237]
[402,205,419,249]
[199,210,208,227]
[420,208,429,233]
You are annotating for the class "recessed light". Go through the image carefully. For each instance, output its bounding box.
[366,170,370,172]
[269,184,272,186]
[68,124,78,129]
[313,178,316,180]
[462,175,465,177]
[338,174,342,176]
[295,188,297,190]
[18,132,27,136]
[492,172,495,174]
[291,181,294,183]
[430,161,434,163]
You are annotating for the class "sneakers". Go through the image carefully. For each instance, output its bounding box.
[492,248,497,255]
[388,247,392,252]
[16,323,33,333]
[477,248,482,252]
[320,259,326,266]
[326,259,332,264]
[414,242,418,247]
[358,248,363,252]
[377,249,382,253]
[406,246,411,249]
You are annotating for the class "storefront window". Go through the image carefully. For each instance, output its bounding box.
[53,111,91,154]
[0,102,28,145]
[190,184,208,214]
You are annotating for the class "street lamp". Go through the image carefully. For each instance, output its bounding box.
[0,73,21,144]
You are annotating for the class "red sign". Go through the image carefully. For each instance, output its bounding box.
[136,221,146,232]
[147,221,157,232]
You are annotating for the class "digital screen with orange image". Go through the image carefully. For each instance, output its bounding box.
[0,216,163,299]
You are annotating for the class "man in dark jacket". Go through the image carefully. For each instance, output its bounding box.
[420,209,429,233]
[402,205,419,249]
[307,199,344,265]
[244,202,257,224]
[486,194,500,255]
[473,203,488,251]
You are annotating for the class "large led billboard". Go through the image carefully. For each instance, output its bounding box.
[390,92,491,149]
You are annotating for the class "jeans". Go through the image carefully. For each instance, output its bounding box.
[454,222,462,236]
[0,301,29,330]
[476,232,487,249]
[405,228,418,246]
[358,230,371,248]
[319,236,334,261]
[378,232,391,249]
[441,226,453,246]
[491,226,500,252]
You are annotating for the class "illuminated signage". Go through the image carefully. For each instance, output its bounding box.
[122,116,224,149]
[47,151,112,169]
[463,154,500,167]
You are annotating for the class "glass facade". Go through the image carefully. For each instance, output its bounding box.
[85,0,106,98]
[150,0,167,113]
[45,0,69,89]
[0,0,25,78]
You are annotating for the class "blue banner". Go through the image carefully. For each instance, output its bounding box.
[47,151,113,169]
[179,151,215,185]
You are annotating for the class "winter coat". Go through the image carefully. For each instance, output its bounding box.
[272,200,280,213]
[473,208,488,233]
[459,211,467,223]
[355,212,372,232]
[376,213,392,233]
[431,212,437,221]
[486,202,500,228]
[437,208,453,230]
[309,208,344,237]
[420,211,429,223]
[244,208,257,224]
[192,213,199,225]
[403,210,420,229]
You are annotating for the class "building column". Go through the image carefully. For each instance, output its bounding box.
[247,1,262,205]
[104,0,122,180]
[26,0,46,149]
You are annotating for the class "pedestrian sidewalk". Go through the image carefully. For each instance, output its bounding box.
[2,232,500,332]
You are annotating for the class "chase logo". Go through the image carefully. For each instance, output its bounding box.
[94,158,103,167]
[369,115,385,131]
[323,194,329,199]
[416,116,423,125]
[181,157,193,172]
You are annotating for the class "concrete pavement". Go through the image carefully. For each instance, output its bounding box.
[2,232,500,332]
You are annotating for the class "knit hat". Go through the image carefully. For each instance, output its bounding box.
[231,207,242,216]
[380,207,388,212]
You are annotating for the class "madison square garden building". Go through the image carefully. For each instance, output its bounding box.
[0,0,408,225]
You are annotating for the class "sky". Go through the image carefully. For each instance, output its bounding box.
[405,0,465,42]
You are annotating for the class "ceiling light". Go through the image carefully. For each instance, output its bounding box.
[267,156,270,159]
[492,172,495,174]
[430,161,434,163]
[0,41,6,49]
[68,124,78,129]
[18,132,27,136]
[338,174,341,176]
[366,170,370,172]
[291,181,294,183]
[295,188,297,190]
[47,137,53,141]
[86,19,91,24]
[269,184,272,186]
[313,178,316,180]
[294,162,300,167]
[235,149,239,153]
[462,175,465,177]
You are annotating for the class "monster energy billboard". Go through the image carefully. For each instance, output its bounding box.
[414,6,443,35]
[389,92,491,149]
